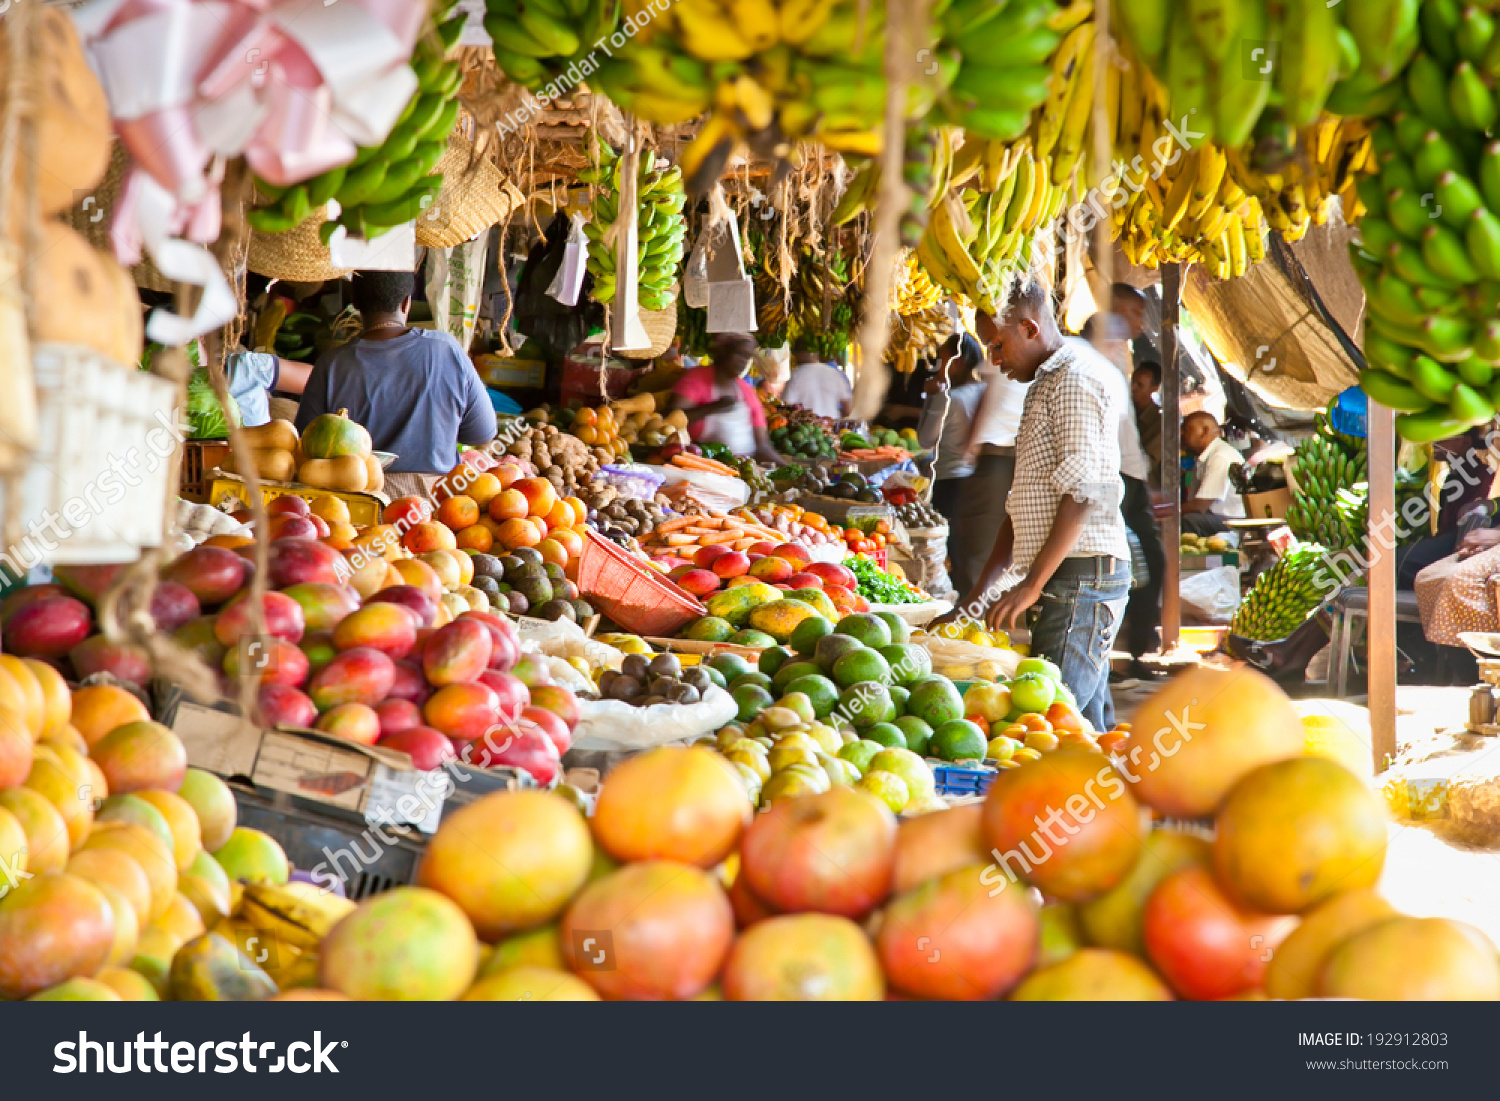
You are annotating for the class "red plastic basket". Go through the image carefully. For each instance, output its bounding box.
[576,528,706,636]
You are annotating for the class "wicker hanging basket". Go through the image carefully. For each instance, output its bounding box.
[634,293,678,360]
[247,207,352,283]
[416,131,524,249]
[66,143,173,293]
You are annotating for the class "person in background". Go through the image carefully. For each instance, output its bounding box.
[224,348,312,427]
[1181,410,1246,535]
[669,332,783,464]
[782,341,853,419]
[952,313,1030,597]
[1111,283,1161,376]
[917,333,988,598]
[947,279,1132,732]
[753,345,792,399]
[296,270,497,497]
[1131,361,1163,489]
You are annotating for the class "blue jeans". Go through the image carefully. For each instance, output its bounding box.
[1030,556,1131,732]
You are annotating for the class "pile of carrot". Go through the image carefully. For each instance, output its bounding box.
[669,453,739,477]
[838,445,914,462]
[639,511,784,555]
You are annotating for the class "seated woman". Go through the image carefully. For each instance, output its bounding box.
[1413,523,1500,682]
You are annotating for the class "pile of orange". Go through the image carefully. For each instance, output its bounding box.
[840,520,889,555]
[569,406,628,462]
[431,460,589,576]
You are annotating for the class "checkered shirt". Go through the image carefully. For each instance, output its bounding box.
[1008,340,1131,574]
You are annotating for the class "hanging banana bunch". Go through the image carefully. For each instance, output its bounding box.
[886,305,953,373]
[485,0,620,92]
[582,144,687,311]
[1346,0,1500,442]
[891,249,944,315]
[249,7,465,240]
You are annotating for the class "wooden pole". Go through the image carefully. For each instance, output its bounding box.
[1159,262,1182,653]
[1366,400,1397,772]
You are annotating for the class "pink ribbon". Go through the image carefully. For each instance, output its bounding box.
[73,0,424,254]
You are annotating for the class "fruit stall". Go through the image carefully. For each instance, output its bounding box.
[0,0,1497,1016]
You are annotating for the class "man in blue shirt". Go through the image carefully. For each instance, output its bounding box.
[296,271,497,487]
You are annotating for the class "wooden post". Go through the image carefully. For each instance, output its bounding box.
[1159,263,1182,653]
[1366,400,1397,772]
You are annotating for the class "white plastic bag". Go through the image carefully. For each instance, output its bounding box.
[571,686,738,752]
[1179,565,1241,623]
[652,465,750,510]
[545,212,588,307]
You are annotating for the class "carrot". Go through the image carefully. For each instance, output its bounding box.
[731,537,758,550]
[655,516,696,533]
[664,534,700,547]
[700,531,742,545]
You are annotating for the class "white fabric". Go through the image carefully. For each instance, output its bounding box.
[782,361,852,419]
[1193,436,1247,518]
[1069,337,1150,483]
[968,364,1028,448]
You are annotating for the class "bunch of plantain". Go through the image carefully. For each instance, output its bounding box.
[886,303,952,372]
[1349,0,1500,440]
[248,7,465,241]
[582,143,687,311]
[1284,430,1369,552]
[1230,542,1339,641]
[486,0,619,91]
[1112,0,1388,147]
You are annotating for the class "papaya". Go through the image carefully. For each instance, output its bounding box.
[747,599,823,644]
[298,456,368,492]
[301,409,372,459]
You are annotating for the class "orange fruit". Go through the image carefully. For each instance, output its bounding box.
[326,520,359,543]
[563,497,588,525]
[498,518,542,549]
[513,478,557,519]
[574,425,599,446]
[71,685,151,749]
[551,528,584,559]
[436,495,480,530]
[203,534,253,550]
[418,551,462,590]
[494,463,523,489]
[544,500,574,531]
[310,496,351,524]
[466,472,502,509]
[354,524,404,562]
[573,407,597,427]
[403,521,457,553]
[537,538,568,568]
[322,535,354,551]
[1018,713,1053,733]
[391,558,444,602]
[456,524,493,552]
[477,516,506,542]
[489,489,529,522]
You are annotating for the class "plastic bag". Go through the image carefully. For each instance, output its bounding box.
[515,212,605,360]
[904,524,952,600]
[545,213,588,307]
[516,615,624,674]
[916,635,1019,682]
[1180,565,1241,623]
[653,465,750,510]
[571,686,738,752]
[869,599,954,629]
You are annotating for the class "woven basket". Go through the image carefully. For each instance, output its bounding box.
[247,208,352,282]
[66,143,174,293]
[635,293,677,360]
[416,132,524,249]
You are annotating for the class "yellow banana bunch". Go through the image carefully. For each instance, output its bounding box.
[891,250,944,314]
[238,881,356,952]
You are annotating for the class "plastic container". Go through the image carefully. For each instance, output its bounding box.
[576,527,706,636]
[930,760,998,799]
[601,463,666,501]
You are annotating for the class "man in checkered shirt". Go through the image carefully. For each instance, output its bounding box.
[949,278,1133,731]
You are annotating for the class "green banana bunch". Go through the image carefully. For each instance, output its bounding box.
[1352,3,1500,440]
[1231,542,1339,641]
[1285,431,1368,552]
[485,0,619,92]
[583,144,687,311]
[249,6,465,239]
[939,0,1057,142]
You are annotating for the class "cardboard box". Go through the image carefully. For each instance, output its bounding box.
[1242,487,1292,520]
[170,701,524,834]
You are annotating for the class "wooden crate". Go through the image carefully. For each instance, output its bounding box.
[181,441,232,502]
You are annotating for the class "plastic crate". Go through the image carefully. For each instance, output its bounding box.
[180,440,231,502]
[230,787,426,901]
[576,527,706,636]
[930,760,998,799]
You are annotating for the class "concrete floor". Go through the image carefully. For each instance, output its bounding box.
[1109,673,1500,946]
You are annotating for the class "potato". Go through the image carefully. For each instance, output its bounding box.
[241,419,299,453]
[298,455,368,492]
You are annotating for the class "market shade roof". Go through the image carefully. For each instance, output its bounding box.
[1183,216,1364,411]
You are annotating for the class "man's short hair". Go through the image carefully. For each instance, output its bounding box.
[1184,410,1219,432]
[1133,361,1162,388]
[351,271,414,315]
[998,276,1050,325]
[1111,283,1147,307]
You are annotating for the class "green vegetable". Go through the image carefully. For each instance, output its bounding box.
[846,553,923,605]
[185,367,240,440]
